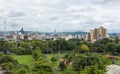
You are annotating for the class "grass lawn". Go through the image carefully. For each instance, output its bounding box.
[113,59,120,65]
[11,55,33,67]
[45,53,65,60]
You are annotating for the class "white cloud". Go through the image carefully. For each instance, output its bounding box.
[0,0,119,32]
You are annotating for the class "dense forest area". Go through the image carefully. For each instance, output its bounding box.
[0,38,119,74]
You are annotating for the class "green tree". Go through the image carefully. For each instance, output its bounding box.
[32,62,53,74]
[58,61,67,71]
[72,54,111,73]
[0,55,18,66]
[63,52,75,64]
[16,68,27,74]
[1,62,14,73]
[72,54,86,72]
[80,65,105,74]
[105,42,116,54]
[32,50,42,61]
[51,56,57,62]
[81,44,89,52]
[116,44,120,54]
[13,64,29,74]
[32,49,53,74]
[95,38,111,45]
[114,36,119,44]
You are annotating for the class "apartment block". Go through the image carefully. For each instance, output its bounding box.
[90,26,107,42]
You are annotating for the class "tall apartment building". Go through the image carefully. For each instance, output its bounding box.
[90,26,107,42]
[83,34,89,41]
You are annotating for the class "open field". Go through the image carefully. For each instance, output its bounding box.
[12,55,33,67]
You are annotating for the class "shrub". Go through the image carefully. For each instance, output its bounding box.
[58,61,67,71]
[51,56,57,62]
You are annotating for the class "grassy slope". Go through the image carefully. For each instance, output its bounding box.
[12,55,33,67]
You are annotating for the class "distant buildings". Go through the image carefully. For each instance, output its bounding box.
[90,26,107,42]
[83,34,89,41]
[117,33,120,39]
[0,26,109,42]
[5,27,27,41]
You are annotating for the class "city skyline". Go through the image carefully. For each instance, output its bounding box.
[0,0,120,33]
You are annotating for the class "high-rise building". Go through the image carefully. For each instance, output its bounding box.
[90,26,107,42]
[90,30,95,42]
[83,34,89,41]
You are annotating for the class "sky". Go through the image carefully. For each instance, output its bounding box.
[0,0,120,33]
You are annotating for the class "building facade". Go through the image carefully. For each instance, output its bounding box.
[83,34,89,41]
[90,26,107,42]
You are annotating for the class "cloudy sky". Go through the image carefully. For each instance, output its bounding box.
[0,0,120,33]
